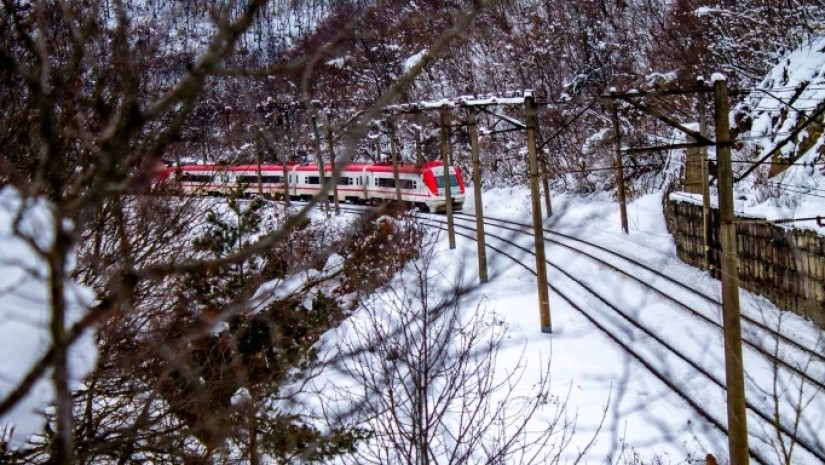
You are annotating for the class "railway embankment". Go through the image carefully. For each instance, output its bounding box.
[665,194,825,329]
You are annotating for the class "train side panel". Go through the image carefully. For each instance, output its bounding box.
[165,161,466,213]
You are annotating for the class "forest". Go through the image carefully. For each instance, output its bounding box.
[1,0,824,463]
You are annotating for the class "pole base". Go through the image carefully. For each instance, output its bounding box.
[540,326,553,334]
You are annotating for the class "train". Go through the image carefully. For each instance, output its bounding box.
[161,160,466,213]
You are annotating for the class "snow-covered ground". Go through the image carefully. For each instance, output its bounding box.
[298,188,825,464]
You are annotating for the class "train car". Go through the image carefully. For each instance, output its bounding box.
[170,163,295,198]
[362,161,465,213]
[165,160,465,212]
[172,164,225,196]
[288,161,464,212]
[230,164,293,198]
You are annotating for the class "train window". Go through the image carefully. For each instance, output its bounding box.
[435,175,459,188]
[237,175,265,185]
[185,174,213,183]
[236,175,282,184]
[307,176,320,185]
[377,178,395,188]
[399,179,415,190]
[338,177,352,186]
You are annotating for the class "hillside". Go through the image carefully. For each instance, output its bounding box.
[2,1,825,464]
[733,35,825,228]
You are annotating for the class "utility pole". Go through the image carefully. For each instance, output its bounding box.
[255,133,264,196]
[325,113,340,214]
[414,114,424,166]
[539,148,553,217]
[467,108,488,283]
[281,112,291,206]
[311,115,329,213]
[439,109,456,249]
[525,94,552,333]
[388,118,403,204]
[697,78,712,271]
[611,100,629,234]
[714,75,750,465]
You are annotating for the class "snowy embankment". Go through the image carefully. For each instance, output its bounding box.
[731,35,825,233]
[0,187,97,447]
[293,188,824,464]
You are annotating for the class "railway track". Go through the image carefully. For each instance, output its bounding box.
[454,213,825,388]
[415,211,825,465]
[289,201,824,463]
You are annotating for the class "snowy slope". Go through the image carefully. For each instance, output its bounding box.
[733,35,825,230]
[287,190,825,464]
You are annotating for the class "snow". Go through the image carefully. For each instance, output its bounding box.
[402,48,428,74]
[0,187,97,448]
[287,189,824,464]
[711,72,727,82]
[658,36,825,234]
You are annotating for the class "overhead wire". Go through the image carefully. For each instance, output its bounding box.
[761,182,825,200]
[762,180,825,195]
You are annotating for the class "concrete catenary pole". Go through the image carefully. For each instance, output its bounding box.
[540,150,553,218]
[611,100,629,234]
[439,109,456,249]
[389,118,403,204]
[325,113,340,214]
[697,78,713,271]
[281,112,291,206]
[467,108,488,283]
[525,93,552,333]
[415,113,424,166]
[255,134,264,197]
[311,115,329,212]
[713,74,750,465]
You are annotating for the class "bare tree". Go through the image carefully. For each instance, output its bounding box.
[322,246,602,465]
[0,0,498,463]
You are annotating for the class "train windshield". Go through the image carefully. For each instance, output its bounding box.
[435,175,459,188]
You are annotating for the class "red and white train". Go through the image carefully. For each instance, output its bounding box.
[163,161,465,213]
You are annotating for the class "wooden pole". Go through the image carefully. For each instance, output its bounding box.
[467,108,488,283]
[389,118,403,204]
[311,115,329,212]
[525,94,552,333]
[325,113,340,214]
[611,100,629,234]
[714,76,750,465]
[698,79,712,271]
[439,109,456,249]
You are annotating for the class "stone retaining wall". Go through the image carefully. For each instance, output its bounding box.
[665,196,825,329]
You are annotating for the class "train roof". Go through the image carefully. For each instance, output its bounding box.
[175,164,296,172]
[292,161,445,174]
[175,161,448,174]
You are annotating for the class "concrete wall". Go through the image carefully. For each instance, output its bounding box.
[665,196,825,329]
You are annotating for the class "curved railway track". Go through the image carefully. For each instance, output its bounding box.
[290,201,824,463]
[417,211,825,465]
[454,213,825,388]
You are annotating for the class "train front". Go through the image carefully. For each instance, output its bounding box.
[421,162,465,213]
